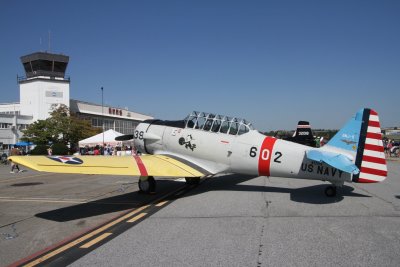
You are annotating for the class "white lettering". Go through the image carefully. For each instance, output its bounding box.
[261,149,270,160]
[298,132,309,136]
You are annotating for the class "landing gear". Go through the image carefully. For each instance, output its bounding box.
[138,176,156,194]
[324,185,337,197]
[185,177,201,185]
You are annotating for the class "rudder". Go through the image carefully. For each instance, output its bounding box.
[353,109,387,183]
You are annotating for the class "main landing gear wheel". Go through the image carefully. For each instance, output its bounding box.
[185,177,201,185]
[325,185,337,197]
[138,176,156,194]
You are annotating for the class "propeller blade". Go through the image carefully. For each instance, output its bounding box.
[115,134,134,141]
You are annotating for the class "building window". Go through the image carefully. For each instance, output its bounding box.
[0,123,11,129]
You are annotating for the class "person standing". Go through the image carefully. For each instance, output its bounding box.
[10,146,21,173]
[387,140,393,157]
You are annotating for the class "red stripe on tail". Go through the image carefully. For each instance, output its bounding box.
[366,132,382,140]
[370,110,378,115]
[362,155,386,165]
[360,167,387,177]
[364,144,384,152]
[368,121,380,128]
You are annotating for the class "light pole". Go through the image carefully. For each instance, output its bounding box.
[101,87,104,150]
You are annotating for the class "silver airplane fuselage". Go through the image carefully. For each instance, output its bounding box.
[133,121,351,185]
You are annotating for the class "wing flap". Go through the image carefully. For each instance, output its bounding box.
[137,155,204,177]
[306,149,360,175]
[8,155,205,177]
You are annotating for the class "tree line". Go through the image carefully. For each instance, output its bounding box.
[263,130,339,140]
[21,104,101,153]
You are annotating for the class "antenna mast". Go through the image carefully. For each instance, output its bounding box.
[48,30,51,52]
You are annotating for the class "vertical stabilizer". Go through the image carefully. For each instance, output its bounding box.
[327,108,387,183]
[284,121,317,147]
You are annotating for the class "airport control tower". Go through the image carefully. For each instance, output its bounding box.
[18,52,70,121]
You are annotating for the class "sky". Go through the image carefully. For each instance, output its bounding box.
[0,0,399,131]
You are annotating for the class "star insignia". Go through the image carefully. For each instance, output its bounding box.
[47,156,83,165]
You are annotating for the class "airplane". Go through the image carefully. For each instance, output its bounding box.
[9,108,387,197]
[341,139,357,145]
[282,120,317,147]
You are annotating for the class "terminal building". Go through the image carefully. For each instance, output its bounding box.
[0,51,153,149]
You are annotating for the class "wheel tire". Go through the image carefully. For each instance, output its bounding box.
[325,186,336,197]
[185,177,200,185]
[138,176,156,194]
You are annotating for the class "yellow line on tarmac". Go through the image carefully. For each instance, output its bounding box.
[23,205,150,267]
[21,183,187,266]
[126,213,147,223]
[80,233,112,249]
[156,200,168,207]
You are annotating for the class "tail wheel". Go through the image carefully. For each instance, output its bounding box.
[138,176,156,194]
[325,186,337,197]
[185,177,201,185]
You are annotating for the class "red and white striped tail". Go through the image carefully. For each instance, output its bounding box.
[354,109,387,183]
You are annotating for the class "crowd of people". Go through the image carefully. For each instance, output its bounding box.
[78,145,137,156]
[384,139,400,157]
[2,143,138,174]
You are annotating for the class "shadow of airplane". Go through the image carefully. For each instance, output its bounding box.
[36,174,370,222]
[187,174,371,204]
[396,195,400,199]
[35,180,182,222]
[36,192,139,222]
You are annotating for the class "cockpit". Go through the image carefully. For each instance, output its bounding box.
[184,111,254,135]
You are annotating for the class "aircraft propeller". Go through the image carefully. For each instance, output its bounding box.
[115,134,134,141]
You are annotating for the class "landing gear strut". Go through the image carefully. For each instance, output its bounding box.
[324,185,337,197]
[138,176,156,194]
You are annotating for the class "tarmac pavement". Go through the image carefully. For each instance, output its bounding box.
[1,159,399,266]
[0,164,183,267]
[70,160,400,267]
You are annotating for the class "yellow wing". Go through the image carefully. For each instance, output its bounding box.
[8,155,205,177]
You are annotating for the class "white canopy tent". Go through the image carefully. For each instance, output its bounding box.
[78,129,124,147]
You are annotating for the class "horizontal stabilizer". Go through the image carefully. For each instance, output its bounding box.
[306,149,360,175]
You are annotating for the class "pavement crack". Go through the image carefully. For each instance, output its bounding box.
[1,223,18,240]
[256,224,265,267]
[0,216,34,229]
[0,217,34,241]
[262,176,270,218]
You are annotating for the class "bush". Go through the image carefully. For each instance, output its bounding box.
[51,143,69,155]
[31,145,49,155]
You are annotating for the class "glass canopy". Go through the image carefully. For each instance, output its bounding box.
[184,111,254,135]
